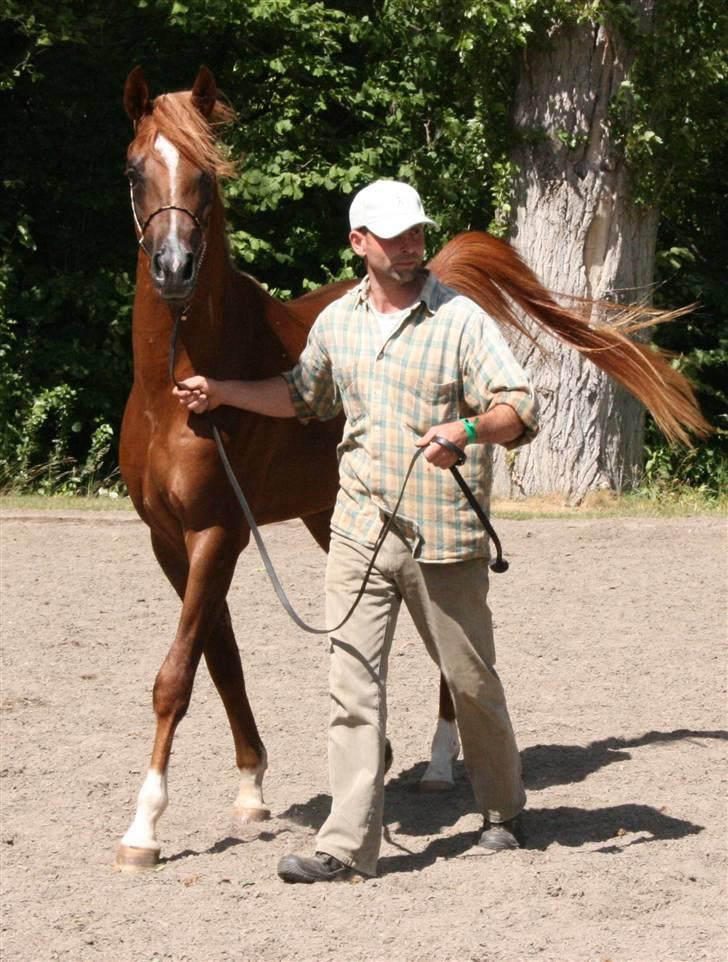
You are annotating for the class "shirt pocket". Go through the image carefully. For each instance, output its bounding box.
[334,364,367,426]
[401,377,460,435]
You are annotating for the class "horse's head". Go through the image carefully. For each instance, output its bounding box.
[123,66,234,305]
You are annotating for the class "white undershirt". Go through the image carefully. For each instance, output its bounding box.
[368,302,417,344]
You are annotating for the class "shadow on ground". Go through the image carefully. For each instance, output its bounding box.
[375,801,704,876]
[271,728,722,875]
[521,728,728,790]
[159,729,722,872]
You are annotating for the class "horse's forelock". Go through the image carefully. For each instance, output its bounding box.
[132,91,236,179]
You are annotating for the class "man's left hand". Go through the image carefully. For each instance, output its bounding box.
[416,422,469,469]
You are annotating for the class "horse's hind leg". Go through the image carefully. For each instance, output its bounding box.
[301,508,332,551]
[420,674,461,792]
[203,605,270,825]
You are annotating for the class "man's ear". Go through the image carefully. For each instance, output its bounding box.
[349,228,368,257]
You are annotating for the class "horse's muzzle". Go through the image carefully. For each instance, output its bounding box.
[151,244,197,301]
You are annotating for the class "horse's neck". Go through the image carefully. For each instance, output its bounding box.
[131,198,353,389]
[131,204,275,385]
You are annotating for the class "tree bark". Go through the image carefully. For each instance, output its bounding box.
[493,13,658,501]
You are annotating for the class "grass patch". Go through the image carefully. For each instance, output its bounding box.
[0,494,135,512]
[2,489,725,519]
[492,489,727,519]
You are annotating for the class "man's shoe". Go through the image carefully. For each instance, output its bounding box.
[477,815,525,853]
[277,851,351,884]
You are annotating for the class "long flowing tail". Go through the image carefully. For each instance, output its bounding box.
[428,231,711,446]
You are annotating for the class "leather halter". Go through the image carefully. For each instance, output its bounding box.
[129,184,208,281]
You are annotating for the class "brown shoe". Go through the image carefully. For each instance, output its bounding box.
[277,851,352,884]
[477,815,525,853]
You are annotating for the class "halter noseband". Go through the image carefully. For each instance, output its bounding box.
[129,186,209,292]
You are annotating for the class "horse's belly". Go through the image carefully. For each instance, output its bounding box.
[235,417,342,526]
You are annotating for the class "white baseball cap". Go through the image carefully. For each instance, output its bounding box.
[349,180,437,238]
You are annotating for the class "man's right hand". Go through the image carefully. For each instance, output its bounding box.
[173,376,220,414]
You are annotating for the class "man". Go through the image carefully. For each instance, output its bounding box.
[174,179,539,883]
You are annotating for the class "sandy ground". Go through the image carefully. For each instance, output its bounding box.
[1,510,726,962]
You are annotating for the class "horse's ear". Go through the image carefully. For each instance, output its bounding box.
[124,66,151,123]
[191,65,217,119]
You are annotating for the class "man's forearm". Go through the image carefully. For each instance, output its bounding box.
[216,375,296,417]
[468,403,525,446]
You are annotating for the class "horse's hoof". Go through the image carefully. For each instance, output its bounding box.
[114,844,160,872]
[232,805,271,825]
[419,779,455,793]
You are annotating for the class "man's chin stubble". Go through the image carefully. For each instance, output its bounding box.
[389,265,423,284]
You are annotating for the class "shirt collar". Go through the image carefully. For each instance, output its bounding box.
[351,269,438,316]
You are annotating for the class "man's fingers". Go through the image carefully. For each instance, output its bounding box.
[174,391,208,412]
[423,440,456,469]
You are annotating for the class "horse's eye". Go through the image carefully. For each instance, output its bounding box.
[125,168,140,187]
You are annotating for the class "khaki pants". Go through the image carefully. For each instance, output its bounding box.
[316,529,526,876]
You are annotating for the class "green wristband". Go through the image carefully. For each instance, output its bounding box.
[461,417,478,444]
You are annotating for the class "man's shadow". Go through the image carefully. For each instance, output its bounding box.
[277,728,725,874]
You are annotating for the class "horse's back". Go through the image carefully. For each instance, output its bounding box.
[265,279,357,361]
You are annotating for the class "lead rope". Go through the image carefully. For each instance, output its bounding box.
[168,313,508,636]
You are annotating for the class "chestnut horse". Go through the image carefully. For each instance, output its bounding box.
[115,66,709,871]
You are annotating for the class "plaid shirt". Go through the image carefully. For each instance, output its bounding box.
[284,271,538,562]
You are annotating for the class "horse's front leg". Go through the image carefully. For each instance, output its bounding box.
[115,526,243,871]
[420,674,461,791]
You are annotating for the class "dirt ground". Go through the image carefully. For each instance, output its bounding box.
[1,509,726,962]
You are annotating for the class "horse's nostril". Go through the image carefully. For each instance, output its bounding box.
[150,246,195,293]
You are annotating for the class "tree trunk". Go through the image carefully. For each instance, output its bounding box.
[493,13,658,501]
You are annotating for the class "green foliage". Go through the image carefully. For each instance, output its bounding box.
[618,1,728,492]
[614,2,728,208]
[641,427,728,501]
[1,0,725,493]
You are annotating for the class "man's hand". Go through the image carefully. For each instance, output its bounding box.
[416,421,469,469]
[173,375,221,414]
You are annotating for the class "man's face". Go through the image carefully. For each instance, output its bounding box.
[349,225,426,284]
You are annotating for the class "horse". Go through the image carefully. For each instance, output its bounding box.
[115,66,709,871]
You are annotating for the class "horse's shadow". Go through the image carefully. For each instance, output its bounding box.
[521,728,728,791]
[276,728,725,874]
[160,829,290,865]
[373,797,708,876]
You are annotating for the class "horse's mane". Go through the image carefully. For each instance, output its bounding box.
[131,90,237,178]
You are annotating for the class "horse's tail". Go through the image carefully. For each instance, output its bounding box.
[428,231,711,446]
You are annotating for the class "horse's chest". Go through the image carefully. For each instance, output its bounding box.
[133,408,219,508]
